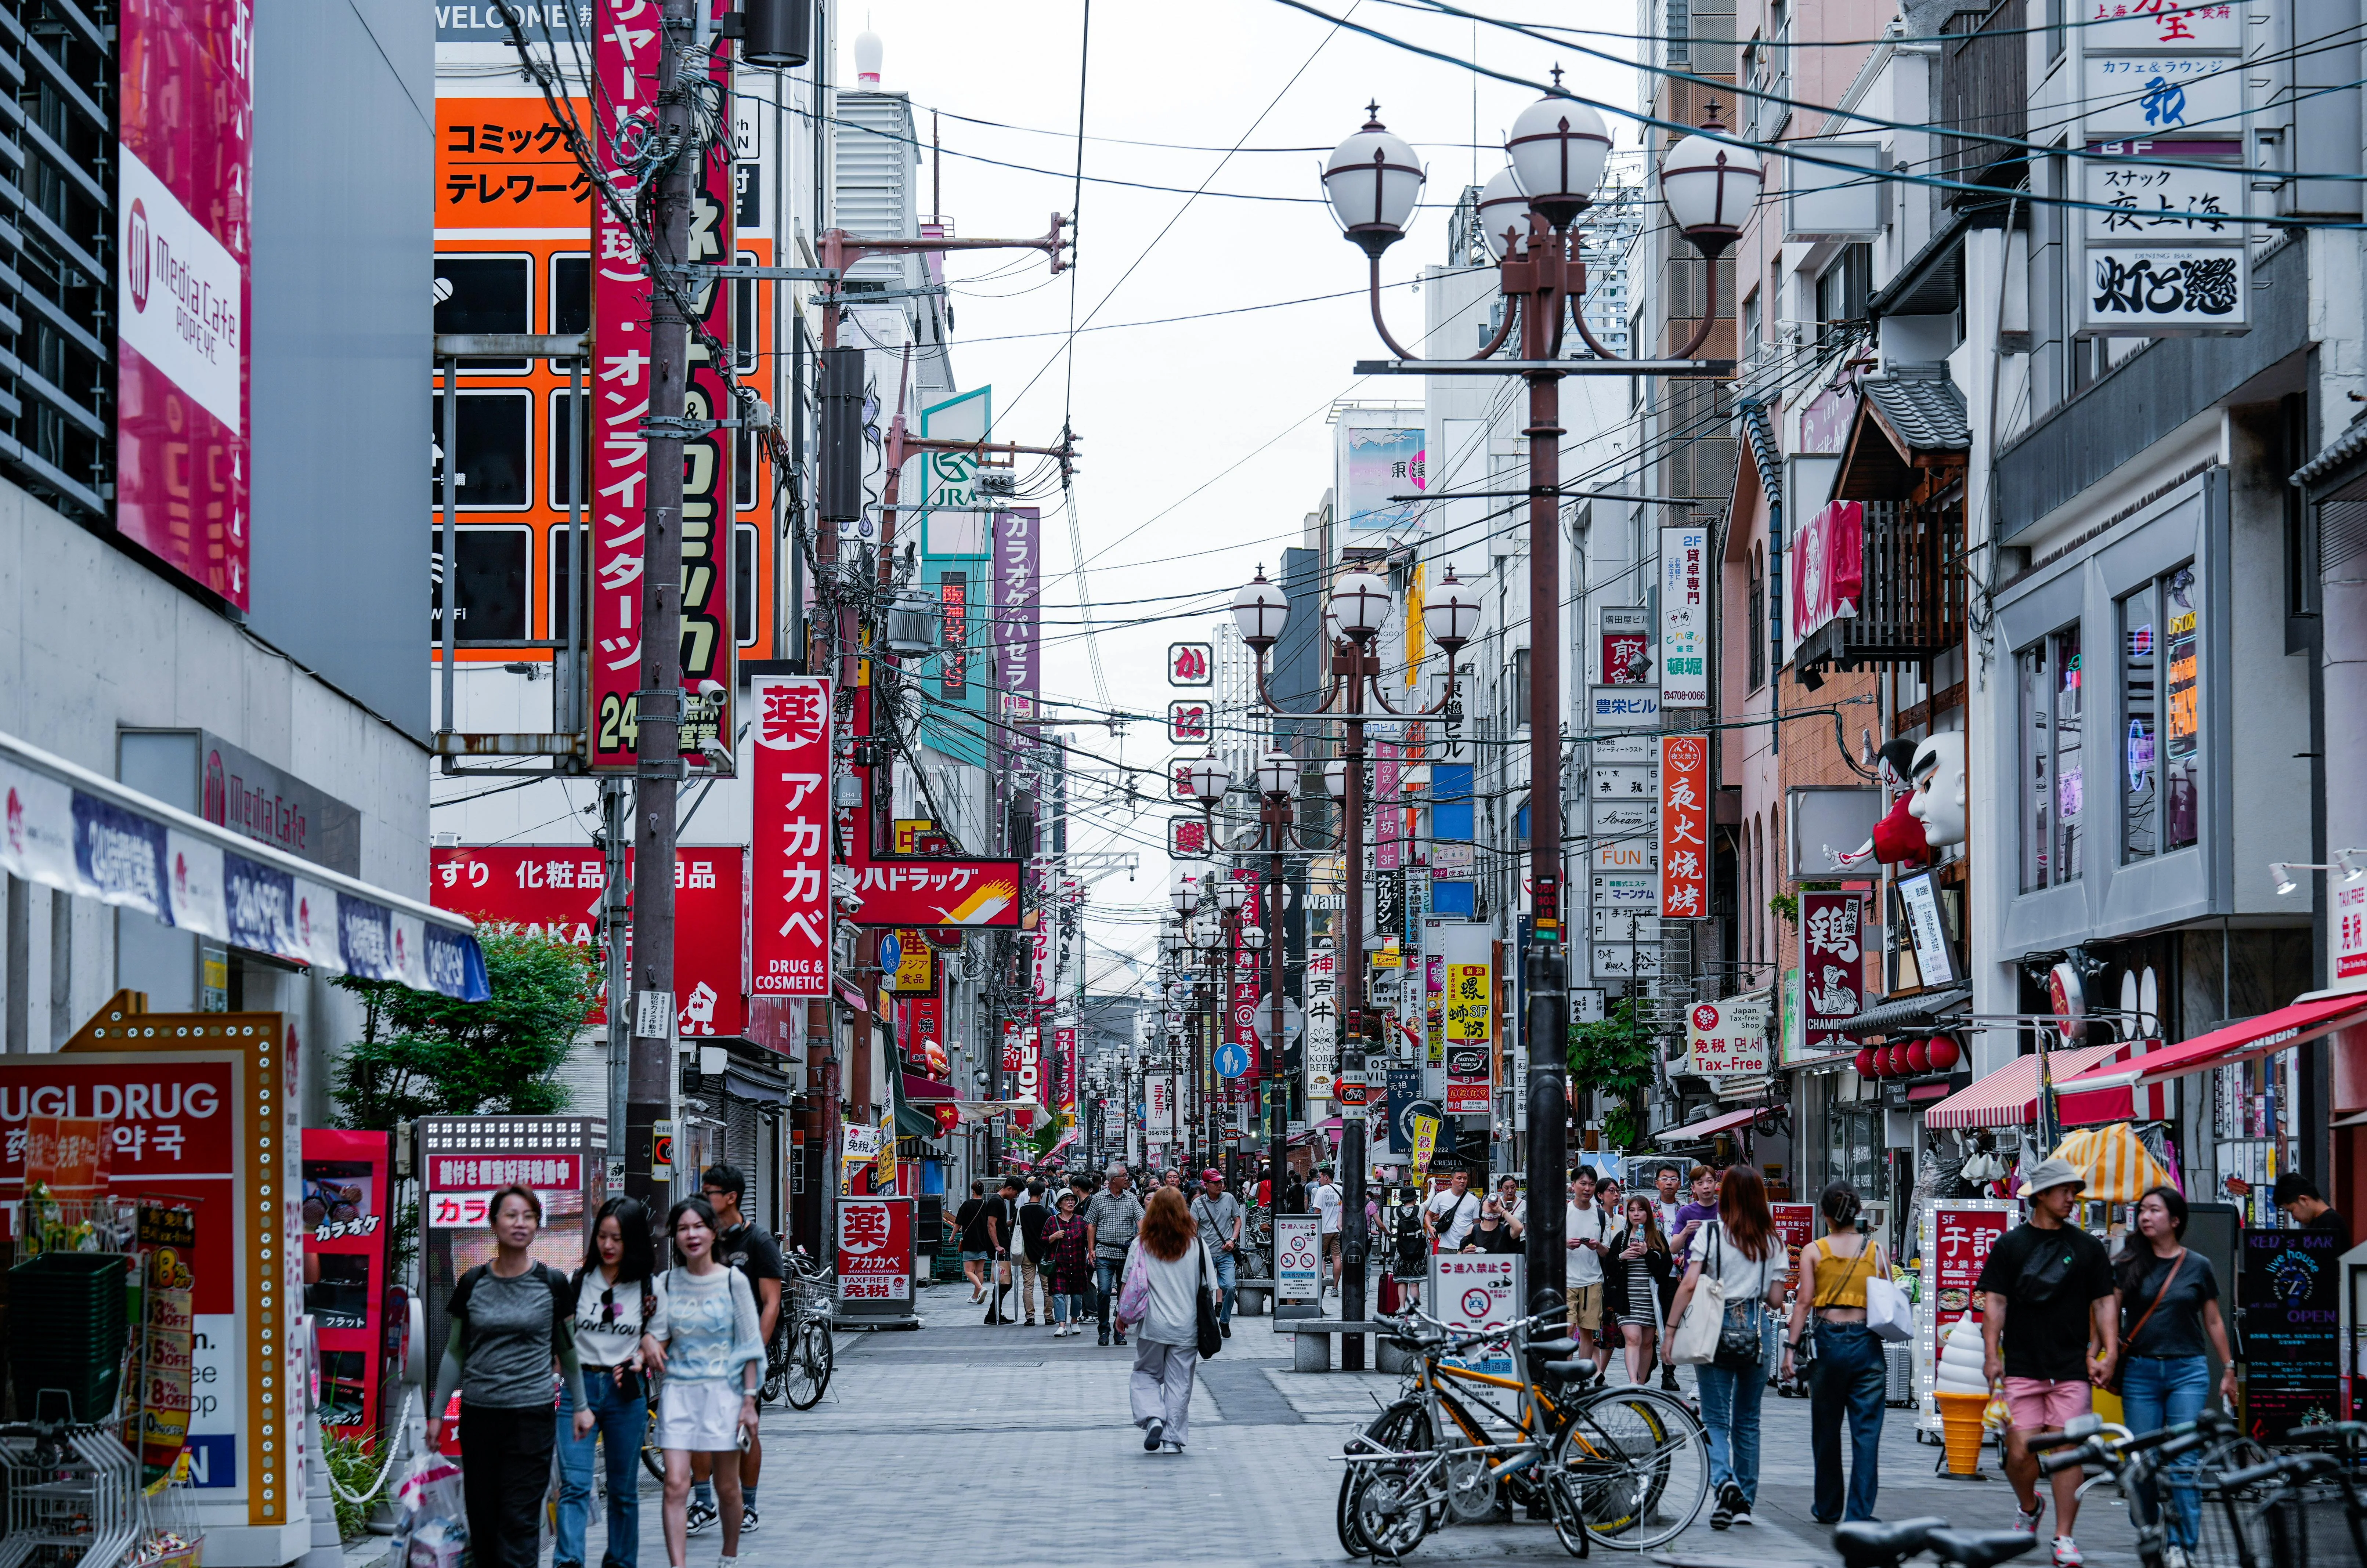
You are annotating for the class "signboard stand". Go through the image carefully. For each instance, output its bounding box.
[835,1195,919,1328]
[1917,1199,2016,1431]
[1429,1253,1524,1376]
[1274,1213,1323,1322]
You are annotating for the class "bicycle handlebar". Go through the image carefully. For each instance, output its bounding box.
[2290,1420,2367,1447]
[2216,1452,2334,1491]
[2039,1441,2099,1478]
[2024,1430,2088,1454]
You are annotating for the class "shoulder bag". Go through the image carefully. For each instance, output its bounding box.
[2104,1249,2187,1393]
[1670,1225,1728,1366]
[1863,1243,1915,1343]
[1196,1242,1224,1358]
[1711,1227,1771,1371]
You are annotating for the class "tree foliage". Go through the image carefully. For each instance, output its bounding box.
[1567,998,1658,1152]
[330,928,599,1130]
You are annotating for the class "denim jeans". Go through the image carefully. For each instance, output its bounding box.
[2119,1354,2212,1547]
[1211,1248,1238,1325]
[1050,1290,1083,1325]
[554,1375,646,1568]
[1095,1254,1128,1339]
[1809,1320,1887,1522]
[1694,1361,1765,1504]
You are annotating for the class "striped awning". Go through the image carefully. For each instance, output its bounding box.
[2053,994,2367,1094]
[1922,1043,2123,1129]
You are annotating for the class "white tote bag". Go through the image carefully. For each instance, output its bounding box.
[1864,1246,1914,1343]
[1668,1228,1726,1366]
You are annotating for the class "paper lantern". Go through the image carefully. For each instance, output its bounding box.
[1853,1046,1878,1078]
[1927,1035,1962,1073]
[1882,1045,1907,1078]
[1906,1040,1932,1075]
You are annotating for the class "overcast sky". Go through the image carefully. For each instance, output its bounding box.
[842,0,1642,987]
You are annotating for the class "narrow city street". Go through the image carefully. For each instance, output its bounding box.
[550,1297,2149,1568]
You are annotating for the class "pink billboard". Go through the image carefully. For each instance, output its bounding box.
[1789,500,1864,644]
[117,0,253,607]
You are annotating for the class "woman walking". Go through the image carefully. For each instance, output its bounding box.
[2114,1186,2236,1564]
[424,1187,593,1568]
[653,1197,764,1568]
[1602,1195,1676,1386]
[1780,1182,1891,1524]
[1114,1187,1220,1453]
[1040,1188,1095,1337]
[556,1198,664,1568]
[1668,1166,1787,1531]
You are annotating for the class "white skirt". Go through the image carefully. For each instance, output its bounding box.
[655,1379,747,1453]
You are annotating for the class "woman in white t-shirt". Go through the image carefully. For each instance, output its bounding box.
[1665,1166,1787,1533]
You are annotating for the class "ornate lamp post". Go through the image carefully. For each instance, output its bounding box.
[1252,747,1301,1223]
[1325,87,1755,1311]
[1233,561,1476,1365]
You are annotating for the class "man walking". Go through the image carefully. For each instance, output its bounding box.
[1653,1165,1685,1238]
[982,1177,1020,1324]
[1017,1180,1051,1327]
[1976,1158,2117,1568]
[1191,1169,1243,1337]
[1422,1168,1480,1253]
[1564,1167,1613,1375]
[1312,1165,1345,1296]
[1085,1164,1145,1347]
[690,1165,783,1535]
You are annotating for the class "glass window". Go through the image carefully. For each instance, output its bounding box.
[2119,564,2198,859]
[2020,623,2085,891]
[2161,566,2200,851]
[1827,1102,1887,1201]
[2121,583,2159,859]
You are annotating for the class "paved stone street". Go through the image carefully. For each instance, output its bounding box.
[524,1282,2149,1568]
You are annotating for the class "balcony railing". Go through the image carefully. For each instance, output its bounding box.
[1796,497,1968,677]
[1938,0,2027,210]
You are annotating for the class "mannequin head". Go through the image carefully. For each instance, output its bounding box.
[1908,731,1969,848]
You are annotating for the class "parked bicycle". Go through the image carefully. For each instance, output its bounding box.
[1336,1306,1708,1559]
[1649,1516,2038,1568]
[761,1249,835,1411]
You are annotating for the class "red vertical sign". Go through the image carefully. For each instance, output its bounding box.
[1659,734,1708,918]
[1800,890,1866,1055]
[1229,869,1262,1082]
[590,0,733,770]
[751,675,832,999]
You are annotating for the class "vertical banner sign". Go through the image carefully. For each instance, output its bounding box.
[1374,741,1402,871]
[1659,525,1709,705]
[939,572,969,698]
[992,508,1041,735]
[1144,1071,1177,1136]
[751,676,833,1000]
[1304,937,1338,1105]
[2338,876,2367,985]
[835,1196,914,1303]
[118,0,253,606]
[1917,1202,2014,1426]
[1799,890,1865,1055]
[1425,948,1446,1068]
[1659,735,1709,918]
[1443,924,1493,1114]
[1055,1024,1079,1130]
[591,0,735,771]
[1223,872,1261,1080]
[1770,1202,1815,1286]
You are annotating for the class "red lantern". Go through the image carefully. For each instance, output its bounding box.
[1854,1046,1879,1077]
[1881,1044,1906,1078]
[1906,1040,1932,1075]
[1926,1035,1962,1073]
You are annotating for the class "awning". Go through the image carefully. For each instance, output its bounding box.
[1923,1042,2122,1129]
[0,725,488,1000]
[2054,995,2367,1094]
[835,982,868,1011]
[901,1071,957,1102]
[1653,1105,1761,1144]
[722,1061,790,1108]
[1835,985,1972,1038]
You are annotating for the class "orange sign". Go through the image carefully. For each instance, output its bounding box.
[437,98,590,229]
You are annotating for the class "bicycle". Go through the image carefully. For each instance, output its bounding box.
[2190,1419,2367,1567]
[1649,1517,2039,1568]
[1337,1307,1708,1559]
[761,1253,835,1411]
[2027,1408,2290,1568]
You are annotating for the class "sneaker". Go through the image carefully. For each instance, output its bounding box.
[1161,1441,1184,1454]
[1220,1322,1232,1339]
[740,1504,759,1533]
[1143,1420,1164,1452]
[1098,1333,1110,1346]
[2051,1538,2082,1567]
[1730,1495,1755,1526]
[2162,1548,2191,1568]
[1709,1486,1737,1531]
[2013,1500,2046,1536]
[1660,1366,1681,1393]
[684,1500,718,1536]
[1114,1332,1128,1347]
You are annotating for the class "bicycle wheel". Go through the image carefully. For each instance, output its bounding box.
[640,1388,666,1481]
[1351,1460,1435,1559]
[783,1319,832,1410]
[1339,1401,1434,1557]
[1551,1386,1708,1550]
[758,1319,791,1405]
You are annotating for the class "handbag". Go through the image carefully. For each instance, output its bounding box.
[2104,1249,2187,1393]
[1710,1227,1769,1371]
[1864,1245,1914,1343]
[1670,1224,1732,1366]
[1195,1243,1223,1358]
[1116,1241,1154,1324]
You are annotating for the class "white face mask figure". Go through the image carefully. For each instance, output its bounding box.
[1908,732,1969,848]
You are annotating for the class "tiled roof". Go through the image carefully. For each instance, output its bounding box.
[1860,365,1970,453]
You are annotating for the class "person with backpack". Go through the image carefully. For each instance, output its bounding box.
[1016,1180,1052,1326]
[1189,1170,1243,1337]
[424,1185,594,1568]
[554,1197,664,1568]
[1779,1181,1891,1524]
[652,1195,764,1568]
[1666,1166,1788,1531]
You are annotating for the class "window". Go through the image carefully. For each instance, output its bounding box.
[2019,624,2085,891]
[549,522,580,642]
[433,254,530,372]
[549,253,589,375]
[1510,647,1532,731]
[1827,1102,1888,1201]
[1741,289,1762,370]
[432,525,531,643]
[1815,245,1871,346]
[733,250,760,375]
[736,521,759,645]
[1667,0,1691,65]
[430,390,531,508]
[2120,565,2201,859]
[1747,544,1766,689]
[549,388,587,508]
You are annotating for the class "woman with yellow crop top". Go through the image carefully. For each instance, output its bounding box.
[1779,1182,1891,1524]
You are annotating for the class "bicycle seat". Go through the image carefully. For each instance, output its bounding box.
[1922,1529,2038,1568]
[1833,1516,1946,1567]
[1529,1337,1579,1357]
[1542,1358,1596,1380]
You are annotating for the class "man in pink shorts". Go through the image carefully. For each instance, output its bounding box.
[1974,1158,2118,1568]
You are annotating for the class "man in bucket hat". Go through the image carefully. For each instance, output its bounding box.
[1973,1156,2118,1568]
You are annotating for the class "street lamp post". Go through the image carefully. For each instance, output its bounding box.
[1233,563,1475,1367]
[1254,747,1300,1228]
[1324,87,1756,1314]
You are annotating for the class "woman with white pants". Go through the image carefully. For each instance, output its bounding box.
[1114,1186,1220,1453]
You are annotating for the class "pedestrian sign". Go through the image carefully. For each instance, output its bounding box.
[1214,1039,1251,1079]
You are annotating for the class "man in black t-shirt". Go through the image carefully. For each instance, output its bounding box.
[955,1181,991,1300]
[686,1165,786,1536]
[2273,1173,2351,1244]
[1974,1158,2117,1562]
[1016,1180,1051,1326]
[981,1177,1020,1325]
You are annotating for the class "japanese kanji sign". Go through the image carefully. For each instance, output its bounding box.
[590,0,736,771]
[1167,701,1213,744]
[1800,890,1867,1055]
[834,763,1023,928]
[992,508,1041,729]
[1168,642,1213,686]
[1168,815,1211,859]
[1229,870,1262,1078]
[751,674,832,999]
[836,1196,914,1303]
[1686,996,1770,1078]
[1658,735,1709,919]
[1304,938,1338,1105]
[1660,525,1709,706]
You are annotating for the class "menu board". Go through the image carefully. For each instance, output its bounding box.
[1917,1200,2016,1428]
[2239,1228,2340,1442]
[301,1129,394,1437]
[1771,1202,1816,1290]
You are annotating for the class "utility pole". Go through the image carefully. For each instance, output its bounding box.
[625,0,700,1206]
